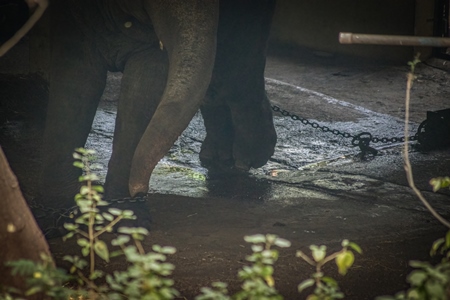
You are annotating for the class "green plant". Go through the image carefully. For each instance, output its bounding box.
[3,148,362,299]
[429,177,450,193]
[1,253,74,300]
[376,231,450,300]
[2,148,180,300]
[376,55,450,300]
[62,148,180,299]
[196,234,291,300]
[296,240,362,300]
[376,177,450,300]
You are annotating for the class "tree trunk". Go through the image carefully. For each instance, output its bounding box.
[0,147,52,298]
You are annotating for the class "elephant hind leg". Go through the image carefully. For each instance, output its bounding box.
[199,103,234,169]
[200,0,277,171]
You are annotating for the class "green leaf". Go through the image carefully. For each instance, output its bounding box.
[274,238,291,248]
[24,286,42,296]
[429,177,450,192]
[122,210,135,218]
[407,270,427,286]
[431,238,445,256]
[89,270,104,280]
[77,238,89,247]
[244,234,266,244]
[110,250,123,258]
[90,163,103,170]
[160,246,177,255]
[445,230,450,248]
[102,212,114,222]
[265,234,278,244]
[409,260,431,269]
[94,240,109,262]
[425,280,445,298]
[63,255,74,263]
[348,242,363,254]
[63,223,78,231]
[251,245,264,253]
[81,247,90,257]
[74,147,86,154]
[111,235,130,246]
[83,173,99,181]
[92,185,104,193]
[73,161,84,169]
[63,231,75,241]
[79,186,90,195]
[298,279,315,293]
[109,208,122,216]
[336,250,354,275]
[321,276,338,286]
[310,245,326,262]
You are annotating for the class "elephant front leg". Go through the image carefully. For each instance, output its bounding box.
[104,50,168,199]
[38,6,107,209]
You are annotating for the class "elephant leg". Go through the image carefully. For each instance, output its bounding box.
[199,102,234,169]
[129,0,219,196]
[38,3,107,208]
[104,49,168,199]
[200,0,277,170]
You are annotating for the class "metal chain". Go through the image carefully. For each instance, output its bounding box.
[30,195,149,217]
[271,104,419,157]
[29,195,149,236]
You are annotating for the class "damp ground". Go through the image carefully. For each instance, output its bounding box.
[1,44,450,299]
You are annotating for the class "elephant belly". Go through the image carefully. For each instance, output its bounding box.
[67,0,159,71]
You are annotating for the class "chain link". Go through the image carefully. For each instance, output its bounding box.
[271,105,418,144]
[30,195,149,216]
[29,195,150,236]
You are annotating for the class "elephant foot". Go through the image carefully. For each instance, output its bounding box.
[200,134,234,170]
[230,100,277,170]
[200,99,276,172]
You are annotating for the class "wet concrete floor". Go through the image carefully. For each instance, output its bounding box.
[1,47,450,299]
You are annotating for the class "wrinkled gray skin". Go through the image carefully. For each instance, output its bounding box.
[38,0,277,209]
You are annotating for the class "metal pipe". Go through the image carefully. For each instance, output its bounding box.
[339,32,450,47]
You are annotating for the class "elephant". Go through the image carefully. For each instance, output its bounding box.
[24,0,278,211]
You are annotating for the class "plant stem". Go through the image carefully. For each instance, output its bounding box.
[403,66,450,229]
[135,239,145,255]
[85,161,96,275]
[94,216,123,239]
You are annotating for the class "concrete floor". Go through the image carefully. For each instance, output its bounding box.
[1,41,450,299]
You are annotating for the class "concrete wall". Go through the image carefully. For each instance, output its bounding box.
[270,0,435,62]
[21,0,439,74]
